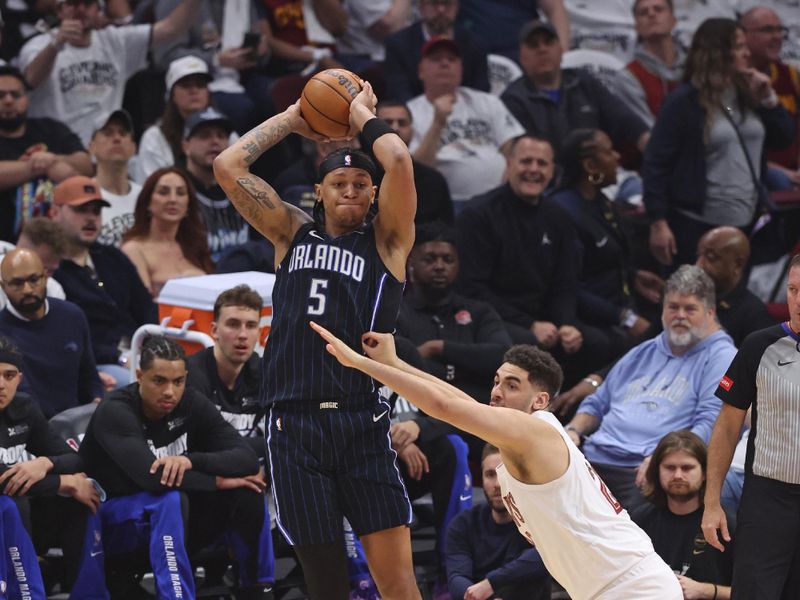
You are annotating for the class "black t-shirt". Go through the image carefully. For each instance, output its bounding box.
[0,118,85,241]
[186,348,266,461]
[0,392,82,496]
[79,383,259,498]
[630,503,733,584]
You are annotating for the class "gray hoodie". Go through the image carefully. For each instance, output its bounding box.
[614,43,686,128]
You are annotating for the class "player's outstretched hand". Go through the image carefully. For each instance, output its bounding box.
[310,321,364,369]
[701,503,731,552]
[360,331,399,366]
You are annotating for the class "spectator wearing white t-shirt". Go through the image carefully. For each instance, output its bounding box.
[335,0,412,72]
[408,37,524,208]
[19,0,203,145]
[89,109,141,247]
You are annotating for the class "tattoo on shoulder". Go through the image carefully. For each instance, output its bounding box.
[236,177,276,209]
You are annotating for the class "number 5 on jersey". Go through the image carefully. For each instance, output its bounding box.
[308,278,328,315]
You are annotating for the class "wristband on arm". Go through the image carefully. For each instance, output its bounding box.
[361,118,395,152]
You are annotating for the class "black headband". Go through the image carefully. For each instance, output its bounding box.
[317,152,377,182]
[0,349,22,371]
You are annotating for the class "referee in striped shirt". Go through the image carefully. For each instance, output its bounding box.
[702,253,800,600]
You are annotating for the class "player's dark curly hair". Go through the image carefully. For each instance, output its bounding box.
[502,345,563,397]
[643,430,707,509]
[139,336,186,370]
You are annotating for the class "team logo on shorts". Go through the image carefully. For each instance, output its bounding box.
[0,579,6,593]
[719,376,733,391]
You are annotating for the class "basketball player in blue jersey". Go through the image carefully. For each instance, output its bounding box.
[214,82,418,600]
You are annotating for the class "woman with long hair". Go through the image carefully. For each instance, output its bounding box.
[122,167,213,297]
[136,56,236,182]
[642,17,794,267]
[552,128,664,356]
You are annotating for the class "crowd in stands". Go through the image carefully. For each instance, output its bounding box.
[0,0,799,598]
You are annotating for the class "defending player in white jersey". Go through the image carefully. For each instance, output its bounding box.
[310,322,683,600]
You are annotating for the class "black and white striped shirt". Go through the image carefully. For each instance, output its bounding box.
[716,323,800,485]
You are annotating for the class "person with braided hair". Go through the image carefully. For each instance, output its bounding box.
[79,335,273,599]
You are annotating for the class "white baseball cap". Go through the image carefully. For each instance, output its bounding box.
[165,55,212,94]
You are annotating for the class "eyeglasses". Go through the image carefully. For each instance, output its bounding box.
[0,90,24,100]
[746,25,789,37]
[0,370,20,382]
[2,273,45,290]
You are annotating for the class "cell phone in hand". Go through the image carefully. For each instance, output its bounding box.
[241,32,260,53]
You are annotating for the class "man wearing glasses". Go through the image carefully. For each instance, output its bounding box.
[0,247,104,418]
[0,65,91,243]
[742,5,800,190]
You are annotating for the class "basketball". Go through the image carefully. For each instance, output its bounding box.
[300,69,363,138]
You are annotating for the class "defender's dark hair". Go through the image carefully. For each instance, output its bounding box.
[139,336,186,370]
[502,345,564,397]
[213,284,263,321]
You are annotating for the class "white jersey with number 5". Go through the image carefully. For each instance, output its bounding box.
[497,411,673,599]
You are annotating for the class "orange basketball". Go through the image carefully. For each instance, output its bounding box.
[300,69,362,138]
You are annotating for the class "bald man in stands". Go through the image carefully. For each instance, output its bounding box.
[695,227,775,346]
[0,249,103,417]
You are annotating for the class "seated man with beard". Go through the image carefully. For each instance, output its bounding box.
[565,266,737,511]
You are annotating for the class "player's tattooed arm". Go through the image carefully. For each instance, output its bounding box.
[235,175,276,210]
[228,174,310,252]
[240,118,291,166]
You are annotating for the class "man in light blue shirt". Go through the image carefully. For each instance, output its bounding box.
[565,265,737,510]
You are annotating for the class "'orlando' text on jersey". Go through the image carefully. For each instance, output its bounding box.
[263,222,404,405]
